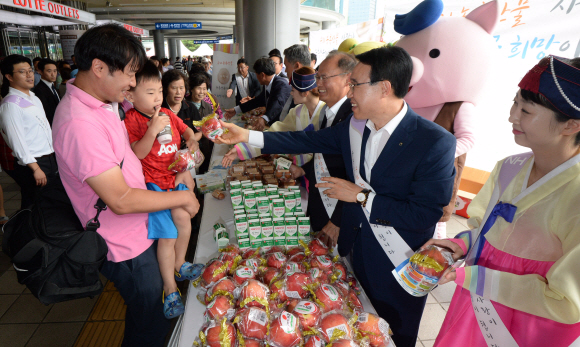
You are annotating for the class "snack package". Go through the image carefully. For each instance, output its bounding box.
[392,245,454,297]
[205,295,235,321]
[290,300,322,329]
[212,189,226,200]
[192,114,225,140]
[168,148,204,172]
[267,310,302,347]
[355,312,391,347]
[235,307,270,340]
[236,279,270,309]
[202,318,237,347]
[318,311,354,343]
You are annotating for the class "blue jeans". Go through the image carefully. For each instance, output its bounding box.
[100,242,171,347]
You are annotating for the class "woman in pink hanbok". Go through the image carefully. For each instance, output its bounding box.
[425,55,580,347]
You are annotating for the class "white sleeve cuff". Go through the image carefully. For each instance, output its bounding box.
[365,192,376,214]
[234,106,242,114]
[248,131,265,149]
[261,115,270,123]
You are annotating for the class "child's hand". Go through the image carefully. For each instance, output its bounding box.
[147,107,170,134]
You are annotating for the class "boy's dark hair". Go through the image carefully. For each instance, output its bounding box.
[188,72,209,89]
[33,57,41,64]
[129,60,161,91]
[1,54,32,97]
[355,46,412,99]
[162,69,188,99]
[253,57,276,76]
[270,54,283,66]
[38,58,57,72]
[160,58,169,66]
[74,24,147,74]
[60,67,72,81]
[237,58,247,66]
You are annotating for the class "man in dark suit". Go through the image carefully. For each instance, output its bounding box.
[225,57,291,129]
[215,46,456,347]
[32,58,60,126]
[269,53,288,80]
[290,50,357,243]
[226,58,261,106]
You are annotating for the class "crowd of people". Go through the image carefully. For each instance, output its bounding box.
[1,21,580,347]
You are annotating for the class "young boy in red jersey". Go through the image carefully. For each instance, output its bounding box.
[124,61,203,319]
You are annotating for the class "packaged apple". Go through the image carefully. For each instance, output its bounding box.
[192,113,226,140]
[202,276,238,304]
[304,335,325,347]
[238,336,263,347]
[267,310,302,347]
[311,283,345,313]
[266,252,287,269]
[288,251,306,263]
[318,310,356,343]
[330,262,348,282]
[235,307,269,340]
[308,238,330,256]
[236,279,270,309]
[168,148,205,172]
[198,259,229,288]
[259,267,281,286]
[205,295,235,321]
[392,245,454,297]
[346,289,363,312]
[283,271,312,299]
[200,318,237,347]
[308,254,334,271]
[239,257,265,272]
[288,299,321,330]
[248,218,262,248]
[355,312,391,347]
[242,247,261,260]
[233,266,257,285]
[283,261,306,274]
[308,267,329,285]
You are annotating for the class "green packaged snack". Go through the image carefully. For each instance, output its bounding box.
[272,198,285,218]
[284,192,296,213]
[254,188,266,198]
[252,181,264,190]
[273,218,286,247]
[292,189,301,209]
[230,180,241,190]
[285,217,298,246]
[298,217,311,241]
[294,211,306,218]
[261,218,274,249]
[266,187,278,196]
[235,214,249,239]
[284,212,294,218]
[234,206,246,215]
[244,190,256,211]
[247,213,259,220]
[268,195,279,216]
[213,223,230,248]
[256,196,270,215]
[241,180,252,190]
[230,188,243,208]
[238,238,250,249]
[248,218,262,248]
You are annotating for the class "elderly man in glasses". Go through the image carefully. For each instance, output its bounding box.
[214,46,457,347]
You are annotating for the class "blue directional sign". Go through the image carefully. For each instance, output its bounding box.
[194,40,219,44]
[217,35,233,40]
[155,22,202,30]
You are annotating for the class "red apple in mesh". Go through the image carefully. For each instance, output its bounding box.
[242,248,261,259]
[289,252,306,262]
[310,255,333,270]
[265,246,285,255]
[290,300,321,329]
[238,279,269,309]
[286,246,304,257]
[236,307,269,340]
[333,280,350,297]
[410,246,453,278]
[267,311,302,347]
[220,243,240,254]
[202,117,224,140]
[331,339,359,347]
[308,268,329,284]
[205,277,237,303]
[241,258,263,272]
[233,266,257,285]
[304,335,324,347]
[315,284,344,312]
[203,260,227,286]
[243,338,262,347]
[220,251,239,263]
[355,312,390,347]
[285,272,311,299]
[206,295,233,320]
[267,252,287,269]
[308,239,329,256]
[283,262,306,274]
[332,262,347,281]
[205,321,236,347]
[260,267,280,286]
[270,279,288,302]
[347,290,363,312]
[285,298,300,312]
[320,312,352,342]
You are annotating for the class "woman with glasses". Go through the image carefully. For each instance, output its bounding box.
[0,54,57,209]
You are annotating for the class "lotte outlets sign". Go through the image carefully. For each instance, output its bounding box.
[2,0,96,24]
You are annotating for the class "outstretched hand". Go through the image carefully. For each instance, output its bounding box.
[213,120,250,145]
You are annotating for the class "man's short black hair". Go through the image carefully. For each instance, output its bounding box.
[253,57,276,76]
[1,54,32,97]
[237,58,247,66]
[270,54,284,66]
[74,24,147,74]
[311,53,317,64]
[38,58,57,72]
[355,46,413,99]
[60,67,72,81]
[189,73,209,89]
[33,57,41,64]
[269,48,281,57]
[130,60,161,91]
[162,69,188,99]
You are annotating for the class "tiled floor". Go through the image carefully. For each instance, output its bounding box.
[0,170,471,347]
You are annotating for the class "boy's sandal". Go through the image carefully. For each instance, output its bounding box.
[162,290,185,319]
[174,262,204,282]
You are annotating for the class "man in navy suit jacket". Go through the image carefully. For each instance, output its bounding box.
[225,58,291,129]
[216,46,456,347]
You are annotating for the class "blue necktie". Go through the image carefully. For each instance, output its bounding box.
[52,84,59,102]
[473,202,517,264]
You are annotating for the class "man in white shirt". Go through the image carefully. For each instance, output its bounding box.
[214,46,456,347]
[0,55,57,209]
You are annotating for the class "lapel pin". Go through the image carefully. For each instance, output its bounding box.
[399,142,403,146]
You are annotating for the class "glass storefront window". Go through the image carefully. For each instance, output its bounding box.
[8,30,22,55]
[20,30,35,60]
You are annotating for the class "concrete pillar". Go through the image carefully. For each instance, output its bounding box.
[234,0,244,57]
[153,30,165,58]
[176,39,182,59]
[168,38,177,62]
[243,0,300,70]
[322,21,336,30]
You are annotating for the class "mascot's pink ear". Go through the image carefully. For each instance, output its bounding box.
[409,56,424,87]
[466,0,500,34]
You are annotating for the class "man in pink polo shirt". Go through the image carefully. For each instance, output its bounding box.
[52,24,200,346]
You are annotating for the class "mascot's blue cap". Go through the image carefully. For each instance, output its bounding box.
[394,0,444,35]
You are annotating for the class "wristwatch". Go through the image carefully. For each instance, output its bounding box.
[356,189,371,207]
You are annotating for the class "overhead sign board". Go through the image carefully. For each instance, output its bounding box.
[1,0,96,24]
[194,40,219,44]
[217,35,233,40]
[155,22,202,30]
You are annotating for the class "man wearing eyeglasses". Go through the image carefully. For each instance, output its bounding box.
[214,46,456,347]
[0,55,57,210]
[226,58,261,106]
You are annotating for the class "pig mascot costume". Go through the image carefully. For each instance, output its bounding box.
[395,0,500,238]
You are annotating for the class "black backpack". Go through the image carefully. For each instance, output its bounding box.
[2,176,109,305]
